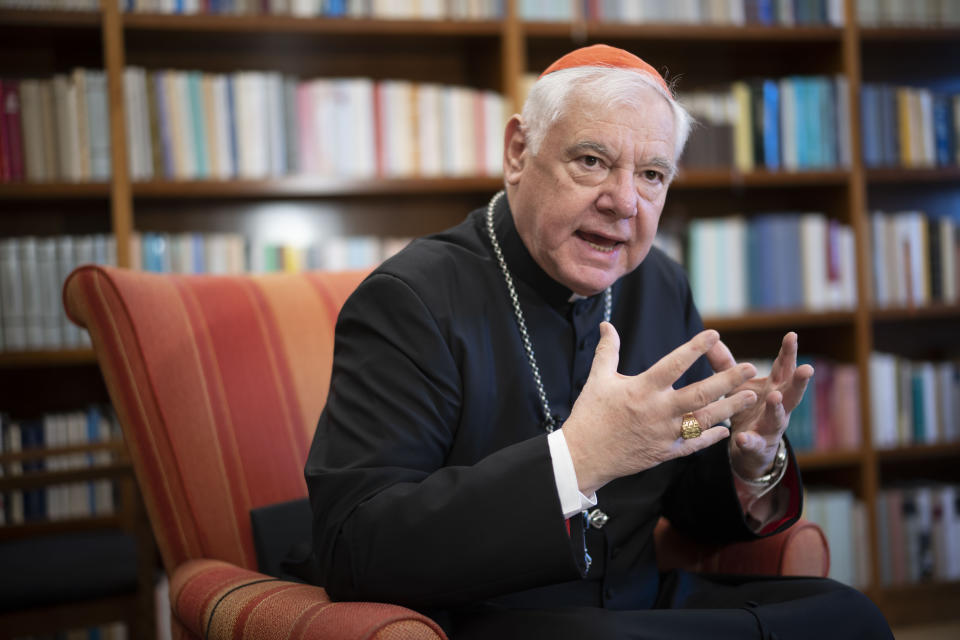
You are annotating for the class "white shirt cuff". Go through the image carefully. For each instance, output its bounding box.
[547,429,598,519]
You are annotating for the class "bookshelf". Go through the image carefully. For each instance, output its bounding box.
[0,0,958,632]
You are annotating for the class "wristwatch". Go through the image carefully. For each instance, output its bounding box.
[740,439,788,487]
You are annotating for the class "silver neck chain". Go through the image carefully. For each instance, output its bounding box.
[485,190,612,433]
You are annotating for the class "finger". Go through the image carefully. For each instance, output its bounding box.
[780,364,814,413]
[706,338,737,373]
[734,429,769,453]
[691,389,758,432]
[647,329,720,388]
[675,362,756,413]
[588,322,621,381]
[674,424,731,456]
[771,332,798,383]
[752,390,787,438]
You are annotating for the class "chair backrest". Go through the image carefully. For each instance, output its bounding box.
[63,265,368,575]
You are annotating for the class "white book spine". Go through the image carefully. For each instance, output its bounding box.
[0,238,27,350]
[36,237,62,349]
[18,237,44,350]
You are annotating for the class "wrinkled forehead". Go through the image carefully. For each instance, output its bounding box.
[548,85,678,144]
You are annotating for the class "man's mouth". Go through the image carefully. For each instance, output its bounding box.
[577,231,621,253]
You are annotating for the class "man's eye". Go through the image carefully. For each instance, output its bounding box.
[644,170,663,182]
[582,155,600,168]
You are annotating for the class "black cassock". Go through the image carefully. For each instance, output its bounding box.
[292,195,891,639]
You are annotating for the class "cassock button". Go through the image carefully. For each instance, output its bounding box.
[587,508,609,529]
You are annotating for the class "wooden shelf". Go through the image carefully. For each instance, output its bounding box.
[704,309,856,331]
[0,182,111,200]
[0,350,97,368]
[0,9,101,28]
[872,303,960,322]
[131,176,504,199]
[0,440,125,465]
[860,27,960,42]
[0,462,132,492]
[873,581,960,627]
[876,441,960,463]
[123,13,503,36]
[522,21,844,42]
[866,167,960,184]
[674,168,849,189]
[0,515,124,542]
[796,449,863,470]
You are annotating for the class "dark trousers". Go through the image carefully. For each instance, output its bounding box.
[452,572,893,639]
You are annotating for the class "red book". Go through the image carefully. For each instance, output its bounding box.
[1,79,24,181]
[0,79,8,182]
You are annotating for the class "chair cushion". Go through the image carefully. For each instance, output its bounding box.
[0,530,138,612]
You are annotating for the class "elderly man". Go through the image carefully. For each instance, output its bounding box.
[294,45,892,639]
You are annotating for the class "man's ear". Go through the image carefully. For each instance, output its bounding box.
[503,115,527,185]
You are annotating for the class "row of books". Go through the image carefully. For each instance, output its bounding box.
[680,76,851,172]
[784,357,861,453]
[1,69,507,184]
[10,624,129,640]
[0,406,121,526]
[0,0,98,9]
[870,211,959,309]
[123,68,506,181]
[861,84,960,169]
[876,485,960,585]
[683,213,857,317]
[869,354,960,449]
[802,489,869,587]
[121,0,504,18]
[0,235,114,353]
[520,0,845,25]
[857,0,960,26]
[134,231,408,274]
[0,231,413,353]
[0,72,111,184]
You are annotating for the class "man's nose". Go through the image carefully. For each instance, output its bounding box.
[596,169,638,219]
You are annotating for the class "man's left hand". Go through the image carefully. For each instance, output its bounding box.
[707,332,814,480]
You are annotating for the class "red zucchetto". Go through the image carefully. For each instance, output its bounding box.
[539,44,670,95]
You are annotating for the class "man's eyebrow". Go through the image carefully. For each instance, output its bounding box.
[566,141,610,157]
[647,156,677,181]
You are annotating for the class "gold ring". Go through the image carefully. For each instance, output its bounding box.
[680,413,702,439]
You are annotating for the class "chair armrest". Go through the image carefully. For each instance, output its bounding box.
[171,559,448,640]
[655,518,830,577]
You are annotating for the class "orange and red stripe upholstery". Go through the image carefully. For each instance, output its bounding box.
[63,266,447,639]
[63,265,827,639]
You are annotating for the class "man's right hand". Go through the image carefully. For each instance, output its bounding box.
[562,322,758,495]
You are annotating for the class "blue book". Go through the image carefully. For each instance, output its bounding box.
[755,216,778,309]
[154,74,175,179]
[762,79,781,170]
[20,420,45,521]
[757,0,774,24]
[87,406,100,513]
[791,78,809,169]
[225,75,239,179]
[911,372,925,443]
[326,0,347,16]
[933,94,954,167]
[187,72,209,179]
[142,233,165,273]
[192,233,206,274]
[860,84,880,167]
[804,77,824,168]
[880,85,900,167]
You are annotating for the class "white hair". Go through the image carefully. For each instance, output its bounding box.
[521,66,692,161]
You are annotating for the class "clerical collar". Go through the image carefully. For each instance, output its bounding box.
[488,193,599,311]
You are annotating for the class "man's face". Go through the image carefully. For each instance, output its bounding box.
[505,88,677,297]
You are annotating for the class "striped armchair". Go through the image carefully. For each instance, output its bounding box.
[63,265,828,640]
